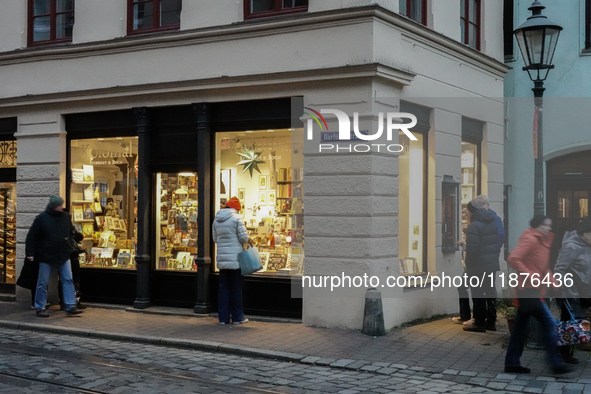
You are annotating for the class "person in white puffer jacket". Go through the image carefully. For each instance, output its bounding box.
[212,197,250,325]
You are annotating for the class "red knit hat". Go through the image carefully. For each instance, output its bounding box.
[226,197,241,211]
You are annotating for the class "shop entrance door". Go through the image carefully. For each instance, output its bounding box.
[0,182,16,293]
[546,151,591,267]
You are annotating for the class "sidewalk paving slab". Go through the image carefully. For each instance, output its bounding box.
[1,300,590,393]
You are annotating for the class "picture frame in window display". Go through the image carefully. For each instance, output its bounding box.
[73,205,84,222]
[72,169,84,183]
[259,191,267,205]
[238,188,245,201]
[268,191,276,205]
[83,203,94,220]
[82,165,94,183]
[399,258,408,274]
[259,175,268,190]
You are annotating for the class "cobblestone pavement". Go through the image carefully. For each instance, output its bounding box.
[1,302,591,393]
[0,327,506,394]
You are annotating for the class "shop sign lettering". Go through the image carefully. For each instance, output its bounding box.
[90,141,133,159]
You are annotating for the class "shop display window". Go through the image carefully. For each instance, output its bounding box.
[461,141,479,237]
[215,129,304,276]
[398,131,425,275]
[155,172,198,271]
[0,183,16,284]
[70,137,138,270]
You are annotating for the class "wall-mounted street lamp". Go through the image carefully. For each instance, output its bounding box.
[513,0,562,215]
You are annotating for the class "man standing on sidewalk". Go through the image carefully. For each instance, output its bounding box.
[25,195,83,317]
[462,198,499,332]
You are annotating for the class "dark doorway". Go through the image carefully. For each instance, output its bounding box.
[546,151,591,267]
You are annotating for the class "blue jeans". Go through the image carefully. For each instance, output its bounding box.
[505,293,562,367]
[34,261,77,311]
[218,269,245,323]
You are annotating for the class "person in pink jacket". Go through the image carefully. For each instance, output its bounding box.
[504,214,571,375]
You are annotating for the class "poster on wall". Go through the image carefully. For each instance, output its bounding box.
[259,191,267,205]
[268,191,276,205]
[259,175,267,190]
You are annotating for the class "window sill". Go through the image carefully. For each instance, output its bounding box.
[442,246,460,253]
[28,38,72,48]
[244,8,308,20]
[128,25,180,37]
[580,48,591,56]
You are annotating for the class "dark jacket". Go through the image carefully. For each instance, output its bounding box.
[489,209,505,252]
[554,230,591,299]
[25,206,76,265]
[465,209,501,274]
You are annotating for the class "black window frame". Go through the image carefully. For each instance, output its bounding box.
[27,0,74,47]
[460,0,481,50]
[244,0,309,20]
[127,0,182,36]
[586,0,591,49]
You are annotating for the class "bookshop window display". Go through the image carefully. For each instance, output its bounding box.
[215,129,304,276]
[398,131,426,275]
[155,172,198,271]
[70,137,138,270]
[0,140,16,286]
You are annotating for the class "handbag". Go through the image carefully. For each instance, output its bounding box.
[237,241,263,276]
[16,258,39,291]
[556,299,591,346]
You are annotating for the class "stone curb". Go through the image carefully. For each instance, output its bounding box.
[0,320,305,363]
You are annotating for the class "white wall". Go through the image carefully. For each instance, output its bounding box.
[0,0,26,52]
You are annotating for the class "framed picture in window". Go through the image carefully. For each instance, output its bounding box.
[238,188,245,201]
[268,191,276,205]
[259,175,268,190]
[259,191,267,205]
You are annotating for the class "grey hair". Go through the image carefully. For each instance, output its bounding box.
[476,194,490,206]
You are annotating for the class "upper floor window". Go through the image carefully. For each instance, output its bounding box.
[461,0,480,50]
[128,0,181,35]
[28,0,74,46]
[244,0,308,20]
[460,0,480,50]
[399,0,427,25]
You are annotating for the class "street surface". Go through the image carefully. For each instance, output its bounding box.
[0,327,500,393]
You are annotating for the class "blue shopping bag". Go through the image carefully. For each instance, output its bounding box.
[237,243,263,276]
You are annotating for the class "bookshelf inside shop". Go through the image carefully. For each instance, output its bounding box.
[71,165,137,270]
[0,188,15,284]
[246,167,304,276]
[156,172,199,272]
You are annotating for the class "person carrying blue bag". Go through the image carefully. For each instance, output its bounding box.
[212,196,250,325]
[553,219,591,364]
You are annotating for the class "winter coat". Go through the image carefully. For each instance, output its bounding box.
[489,209,505,251]
[507,227,555,296]
[212,208,250,270]
[465,209,501,275]
[553,230,591,299]
[25,206,76,265]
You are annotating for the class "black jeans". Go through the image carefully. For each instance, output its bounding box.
[470,272,497,326]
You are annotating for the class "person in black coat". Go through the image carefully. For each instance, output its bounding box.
[25,195,84,317]
[463,198,500,332]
